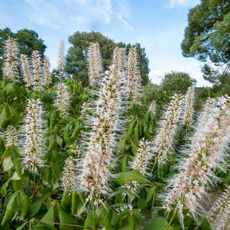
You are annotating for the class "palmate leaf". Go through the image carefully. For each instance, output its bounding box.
[113,170,152,186]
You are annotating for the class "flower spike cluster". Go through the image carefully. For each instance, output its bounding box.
[182,87,195,127]
[148,100,156,115]
[163,96,230,227]
[88,42,103,86]
[207,186,230,230]
[57,40,65,73]
[43,56,52,86]
[79,64,124,205]
[152,94,183,167]
[130,138,152,176]
[112,47,126,72]
[5,125,18,147]
[20,54,33,87]
[127,47,141,102]
[22,99,44,174]
[124,139,152,195]
[62,156,76,191]
[3,37,19,81]
[31,50,44,91]
[54,82,71,117]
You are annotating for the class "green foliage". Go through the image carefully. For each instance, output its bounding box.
[181,0,230,81]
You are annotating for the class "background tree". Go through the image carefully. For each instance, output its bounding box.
[65,31,150,86]
[141,71,195,113]
[181,0,230,82]
[161,71,195,97]
[0,28,46,74]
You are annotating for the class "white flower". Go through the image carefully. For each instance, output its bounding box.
[43,56,52,86]
[207,186,230,230]
[112,47,126,72]
[5,125,18,147]
[54,82,71,117]
[62,156,76,191]
[57,40,65,73]
[31,50,43,91]
[182,87,195,127]
[152,94,183,166]
[130,138,152,176]
[127,47,141,102]
[88,42,103,86]
[78,63,125,205]
[22,99,44,174]
[3,38,19,81]
[163,96,230,227]
[148,100,156,115]
[20,54,33,87]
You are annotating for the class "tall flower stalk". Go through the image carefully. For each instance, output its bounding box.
[62,156,76,191]
[207,186,230,230]
[112,47,126,72]
[78,63,124,205]
[163,96,230,228]
[148,100,156,115]
[54,82,71,117]
[127,47,141,102]
[152,94,183,167]
[20,54,33,87]
[57,40,65,73]
[31,50,43,91]
[22,99,44,174]
[3,37,19,81]
[130,138,152,176]
[182,87,195,128]
[43,56,52,86]
[5,125,18,147]
[88,42,103,86]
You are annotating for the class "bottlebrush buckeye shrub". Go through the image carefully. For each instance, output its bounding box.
[0,41,229,230]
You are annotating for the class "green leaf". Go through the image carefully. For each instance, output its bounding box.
[128,214,135,230]
[11,171,21,180]
[30,199,44,217]
[145,187,155,204]
[17,191,31,219]
[16,222,27,230]
[84,212,96,230]
[71,192,77,215]
[41,206,55,228]
[199,217,211,230]
[1,193,17,226]
[144,216,169,230]
[114,170,152,186]
[98,207,111,230]
[2,156,14,171]
[58,205,78,230]
[61,192,71,210]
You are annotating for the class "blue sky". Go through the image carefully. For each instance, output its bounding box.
[0,0,211,86]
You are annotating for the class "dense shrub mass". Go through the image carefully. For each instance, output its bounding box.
[0,38,229,230]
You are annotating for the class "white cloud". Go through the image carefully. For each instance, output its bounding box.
[117,15,134,32]
[24,0,133,32]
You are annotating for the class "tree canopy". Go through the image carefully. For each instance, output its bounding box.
[0,28,47,73]
[181,0,230,82]
[65,31,150,86]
